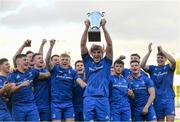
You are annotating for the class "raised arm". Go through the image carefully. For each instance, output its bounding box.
[13,39,31,66]
[38,39,47,56]
[158,46,176,70]
[80,20,89,55]
[45,39,55,71]
[141,42,152,72]
[101,19,113,60]
[142,87,155,115]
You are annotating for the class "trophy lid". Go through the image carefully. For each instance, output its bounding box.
[87,11,105,17]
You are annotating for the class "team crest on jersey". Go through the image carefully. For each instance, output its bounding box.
[105,115,109,120]
[16,74,20,79]
[153,115,156,119]
[140,80,145,85]
[68,70,71,74]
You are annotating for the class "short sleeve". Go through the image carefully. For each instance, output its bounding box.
[0,79,3,89]
[82,53,91,65]
[146,78,154,88]
[30,68,40,80]
[148,65,155,74]
[7,73,15,83]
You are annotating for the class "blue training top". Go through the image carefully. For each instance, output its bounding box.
[82,53,112,97]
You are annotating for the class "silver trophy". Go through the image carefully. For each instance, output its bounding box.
[87,11,105,42]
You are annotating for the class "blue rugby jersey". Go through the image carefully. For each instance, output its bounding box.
[109,75,130,108]
[7,68,39,106]
[82,53,112,97]
[0,75,9,111]
[148,64,175,98]
[50,65,79,103]
[72,73,85,112]
[128,75,154,107]
[33,68,50,111]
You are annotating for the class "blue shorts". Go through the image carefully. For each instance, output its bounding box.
[154,97,175,120]
[74,111,83,121]
[134,105,157,121]
[39,110,51,121]
[110,106,131,121]
[12,104,40,121]
[83,97,110,121]
[51,102,74,120]
[0,109,12,121]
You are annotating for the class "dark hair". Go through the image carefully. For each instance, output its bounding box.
[157,52,166,57]
[14,54,27,63]
[130,53,141,59]
[0,58,8,65]
[26,50,34,55]
[74,60,83,67]
[114,59,124,66]
[130,60,139,64]
[32,53,42,61]
[51,54,59,61]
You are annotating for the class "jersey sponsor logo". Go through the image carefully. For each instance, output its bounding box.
[153,72,168,76]
[112,84,128,88]
[56,75,73,80]
[133,87,146,90]
[89,65,103,72]
[15,81,24,85]
[58,70,63,73]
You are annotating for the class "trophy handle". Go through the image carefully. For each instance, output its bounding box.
[87,13,91,16]
[102,12,105,17]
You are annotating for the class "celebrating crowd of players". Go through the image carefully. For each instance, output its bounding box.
[0,19,176,122]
